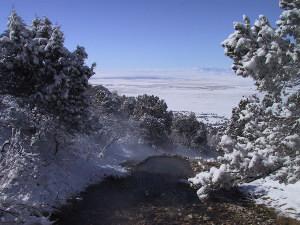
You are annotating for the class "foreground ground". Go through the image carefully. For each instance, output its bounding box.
[51,156,299,225]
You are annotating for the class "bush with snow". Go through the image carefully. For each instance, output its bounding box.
[133,95,173,131]
[0,92,119,224]
[0,11,95,130]
[138,114,169,145]
[190,0,300,200]
[170,112,207,149]
[89,85,123,115]
[90,86,211,149]
[120,96,137,117]
[0,95,55,224]
[132,94,173,145]
[90,87,175,146]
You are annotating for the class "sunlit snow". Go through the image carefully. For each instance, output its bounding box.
[91,68,256,118]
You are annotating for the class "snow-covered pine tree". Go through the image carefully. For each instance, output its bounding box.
[0,10,32,95]
[133,94,173,134]
[170,113,207,148]
[132,94,173,145]
[0,11,95,130]
[189,0,300,200]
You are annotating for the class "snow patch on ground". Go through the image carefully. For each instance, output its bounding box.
[239,178,300,220]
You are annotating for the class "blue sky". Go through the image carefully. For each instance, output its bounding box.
[0,0,282,75]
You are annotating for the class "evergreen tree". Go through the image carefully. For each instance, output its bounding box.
[0,11,95,130]
[190,0,300,200]
[221,0,299,94]
[0,10,32,94]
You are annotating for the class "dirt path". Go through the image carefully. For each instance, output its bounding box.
[51,156,299,225]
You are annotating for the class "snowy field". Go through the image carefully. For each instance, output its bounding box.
[90,68,256,119]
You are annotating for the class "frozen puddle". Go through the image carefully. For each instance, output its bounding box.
[51,156,199,224]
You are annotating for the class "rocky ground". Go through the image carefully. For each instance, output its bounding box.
[106,188,299,225]
[51,155,299,225]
